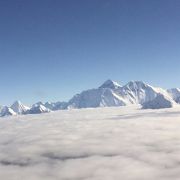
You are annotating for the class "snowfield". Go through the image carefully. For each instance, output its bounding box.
[1,106,180,180]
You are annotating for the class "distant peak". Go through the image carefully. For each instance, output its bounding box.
[32,101,44,107]
[125,81,149,89]
[1,106,16,117]
[12,100,22,105]
[99,79,121,89]
[168,88,180,92]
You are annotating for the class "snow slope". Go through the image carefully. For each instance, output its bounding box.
[67,80,174,109]
[0,105,3,114]
[167,88,180,103]
[1,106,180,179]
[0,106,16,117]
[67,88,129,108]
[28,105,51,114]
[11,101,30,114]
[33,101,68,110]
[116,81,169,104]
[142,93,176,109]
[99,79,121,89]
[2,80,180,114]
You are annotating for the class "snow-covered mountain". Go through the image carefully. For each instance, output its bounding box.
[0,106,16,117]
[32,101,45,108]
[67,87,129,109]
[67,80,173,109]
[116,81,170,104]
[99,79,121,89]
[167,88,180,103]
[52,101,68,110]
[1,80,180,117]
[11,101,30,114]
[28,105,51,114]
[44,102,56,110]
[32,101,68,110]
[142,93,176,109]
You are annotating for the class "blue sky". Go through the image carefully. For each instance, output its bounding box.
[1,0,180,105]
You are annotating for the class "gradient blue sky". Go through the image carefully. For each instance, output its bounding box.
[1,0,180,105]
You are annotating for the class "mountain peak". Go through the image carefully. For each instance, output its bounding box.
[99,79,121,89]
[123,81,153,91]
[12,100,22,105]
[142,93,176,109]
[11,100,30,114]
[167,88,180,103]
[0,106,16,117]
[28,104,51,114]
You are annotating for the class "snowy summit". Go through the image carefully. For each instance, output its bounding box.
[11,100,30,114]
[99,79,121,89]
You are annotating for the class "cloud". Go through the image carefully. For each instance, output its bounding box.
[1,106,180,180]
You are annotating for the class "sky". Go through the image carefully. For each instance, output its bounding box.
[0,0,180,105]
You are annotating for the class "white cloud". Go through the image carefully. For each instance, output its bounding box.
[1,106,180,179]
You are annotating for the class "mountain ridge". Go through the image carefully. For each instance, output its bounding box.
[1,80,179,116]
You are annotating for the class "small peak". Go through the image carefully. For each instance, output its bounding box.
[99,79,121,89]
[10,100,29,114]
[1,106,16,117]
[12,100,22,105]
[168,88,180,92]
[32,101,44,108]
[125,81,148,89]
[45,101,52,105]
[28,104,51,114]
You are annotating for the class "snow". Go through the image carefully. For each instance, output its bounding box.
[33,101,68,111]
[67,88,128,108]
[167,88,180,103]
[2,80,180,117]
[67,80,164,109]
[142,94,176,109]
[67,80,175,110]
[99,79,121,89]
[53,101,68,110]
[117,81,164,104]
[11,101,30,114]
[43,102,56,110]
[1,106,180,179]
[28,105,51,114]
[0,106,16,117]
[32,101,45,108]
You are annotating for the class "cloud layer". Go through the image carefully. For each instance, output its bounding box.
[1,106,180,180]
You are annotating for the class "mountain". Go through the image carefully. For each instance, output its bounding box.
[99,79,121,89]
[32,101,45,108]
[52,101,68,110]
[116,81,170,104]
[67,80,175,109]
[142,93,176,109]
[44,102,56,110]
[28,105,51,114]
[11,101,30,114]
[0,105,2,112]
[0,106,16,117]
[1,80,180,117]
[32,101,68,110]
[67,88,129,109]
[167,88,180,103]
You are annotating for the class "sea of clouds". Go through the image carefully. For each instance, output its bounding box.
[1,106,180,180]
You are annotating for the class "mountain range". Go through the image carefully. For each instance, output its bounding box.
[1,80,180,117]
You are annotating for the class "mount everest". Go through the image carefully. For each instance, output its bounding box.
[0,80,179,117]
